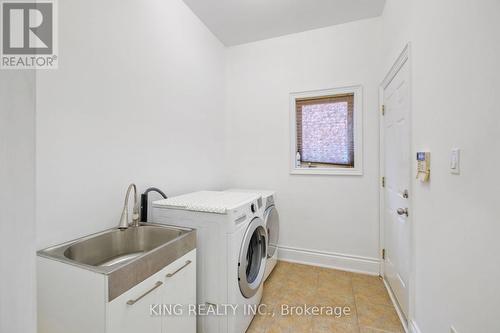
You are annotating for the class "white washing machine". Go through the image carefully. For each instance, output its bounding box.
[225,190,279,281]
[152,191,267,333]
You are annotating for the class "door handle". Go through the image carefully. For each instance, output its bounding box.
[397,208,409,217]
[126,281,163,305]
[205,302,217,310]
[166,260,192,278]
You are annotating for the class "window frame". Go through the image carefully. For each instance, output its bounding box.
[289,85,363,175]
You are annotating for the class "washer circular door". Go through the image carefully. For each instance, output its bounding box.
[238,217,267,298]
[264,205,279,259]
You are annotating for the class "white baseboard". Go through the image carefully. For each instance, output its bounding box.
[277,245,380,275]
[381,278,421,333]
[409,320,422,333]
[382,278,409,332]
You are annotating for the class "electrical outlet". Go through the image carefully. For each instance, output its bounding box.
[450,326,458,333]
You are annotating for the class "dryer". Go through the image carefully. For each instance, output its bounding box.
[225,189,279,281]
[152,191,267,333]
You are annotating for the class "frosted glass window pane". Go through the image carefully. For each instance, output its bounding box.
[301,102,350,164]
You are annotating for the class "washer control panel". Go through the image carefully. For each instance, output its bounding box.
[232,198,262,225]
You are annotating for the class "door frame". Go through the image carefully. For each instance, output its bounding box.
[378,43,414,326]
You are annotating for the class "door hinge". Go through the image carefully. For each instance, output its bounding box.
[382,248,386,260]
[381,177,385,188]
[381,105,385,116]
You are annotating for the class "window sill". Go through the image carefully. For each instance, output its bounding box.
[290,167,363,176]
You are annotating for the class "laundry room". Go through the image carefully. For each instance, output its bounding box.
[1,0,499,333]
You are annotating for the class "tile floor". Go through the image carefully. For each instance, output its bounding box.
[247,261,404,333]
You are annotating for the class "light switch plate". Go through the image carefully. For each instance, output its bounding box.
[450,148,460,174]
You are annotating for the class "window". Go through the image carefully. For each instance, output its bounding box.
[290,86,362,175]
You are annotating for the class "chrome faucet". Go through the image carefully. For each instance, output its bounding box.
[118,184,140,229]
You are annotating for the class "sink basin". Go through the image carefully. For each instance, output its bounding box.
[38,223,196,301]
[63,226,184,267]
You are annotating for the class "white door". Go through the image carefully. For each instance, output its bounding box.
[108,277,164,333]
[382,54,411,318]
[162,251,197,333]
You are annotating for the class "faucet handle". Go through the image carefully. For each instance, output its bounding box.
[130,205,140,227]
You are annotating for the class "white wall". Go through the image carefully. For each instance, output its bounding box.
[35,0,227,249]
[26,0,500,331]
[382,1,500,332]
[0,71,37,332]
[380,0,411,73]
[226,18,383,273]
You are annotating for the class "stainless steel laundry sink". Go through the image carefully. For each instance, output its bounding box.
[38,223,196,301]
[62,225,184,267]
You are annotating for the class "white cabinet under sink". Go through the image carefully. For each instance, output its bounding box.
[38,250,196,333]
[108,268,164,333]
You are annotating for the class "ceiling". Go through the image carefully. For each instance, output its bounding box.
[182,0,386,46]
